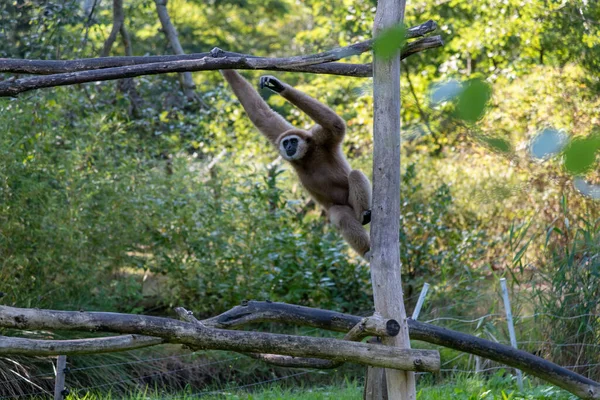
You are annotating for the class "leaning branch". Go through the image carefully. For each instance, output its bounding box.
[206,301,600,400]
[154,0,198,101]
[0,334,163,356]
[0,36,443,97]
[0,305,440,373]
[100,0,125,57]
[0,20,438,75]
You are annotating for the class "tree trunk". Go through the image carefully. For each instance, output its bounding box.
[154,0,198,102]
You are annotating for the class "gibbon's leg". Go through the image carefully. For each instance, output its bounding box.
[348,170,372,225]
[260,76,346,141]
[329,205,370,257]
[221,70,293,145]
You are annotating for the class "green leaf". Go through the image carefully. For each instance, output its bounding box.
[563,135,600,175]
[373,23,407,60]
[454,79,492,123]
[481,136,512,154]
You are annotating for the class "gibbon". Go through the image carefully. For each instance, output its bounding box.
[220,70,372,258]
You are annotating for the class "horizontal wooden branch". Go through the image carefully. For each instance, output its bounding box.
[1,300,599,399]
[245,314,400,370]
[245,352,339,369]
[0,20,438,75]
[0,334,163,356]
[0,35,443,97]
[205,301,600,399]
[0,305,440,373]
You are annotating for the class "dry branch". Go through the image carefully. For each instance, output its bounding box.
[0,20,438,75]
[0,334,163,356]
[100,0,125,57]
[154,0,197,101]
[1,301,599,398]
[0,305,440,373]
[0,36,444,97]
[244,314,400,370]
[207,301,600,400]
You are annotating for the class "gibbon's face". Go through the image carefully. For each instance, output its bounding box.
[277,131,310,161]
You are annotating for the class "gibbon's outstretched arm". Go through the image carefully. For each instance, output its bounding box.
[220,70,293,145]
[260,76,346,146]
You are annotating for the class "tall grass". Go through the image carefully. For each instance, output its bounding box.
[529,206,600,378]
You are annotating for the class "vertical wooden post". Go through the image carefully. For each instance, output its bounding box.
[367,0,414,399]
[500,277,524,390]
[53,355,67,400]
[411,283,430,320]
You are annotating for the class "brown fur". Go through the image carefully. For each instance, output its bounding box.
[220,70,372,257]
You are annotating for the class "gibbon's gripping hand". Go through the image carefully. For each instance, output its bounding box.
[361,210,371,225]
[259,75,285,93]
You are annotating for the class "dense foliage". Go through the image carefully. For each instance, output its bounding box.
[0,0,599,389]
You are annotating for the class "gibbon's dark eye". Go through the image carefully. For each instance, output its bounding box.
[290,138,298,146]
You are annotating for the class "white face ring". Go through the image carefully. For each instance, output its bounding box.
[279,135,303,160]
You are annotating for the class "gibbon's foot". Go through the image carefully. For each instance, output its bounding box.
[259,75,285,93]
[209,47,226,58]
[361,209,371,225]
[363,249,371,261]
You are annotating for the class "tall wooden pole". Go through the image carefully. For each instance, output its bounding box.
[368,0,415,399]
[53,355,67,400]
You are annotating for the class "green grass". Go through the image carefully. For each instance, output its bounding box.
[61,375,579,400]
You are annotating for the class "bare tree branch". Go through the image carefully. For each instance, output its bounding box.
[100,0,125,57]
[1,300,599,399]
[98,0,145,117]
[120,25,133,57]
[206,301,600,400]
[0,36,443,97]
[0,305,440,372]
[154,0,198,102]
[118,24,145,118]
[244,314,400,370]
[0,335,163,356]
[0,21,440,75]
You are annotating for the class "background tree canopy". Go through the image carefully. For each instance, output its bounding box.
[0,2,599,381]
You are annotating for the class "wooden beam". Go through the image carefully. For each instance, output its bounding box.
[368,0,414,398]
[0,35,444,97]
[1,301,599,399]
[0,305,440,373]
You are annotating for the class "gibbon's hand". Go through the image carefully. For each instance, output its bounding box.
[259,76,285,93]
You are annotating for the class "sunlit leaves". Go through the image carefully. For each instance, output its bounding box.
[562,134,600,175]
[373,23,407,60]
[454,79,492,123]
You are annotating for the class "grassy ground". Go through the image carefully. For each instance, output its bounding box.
[61,376,578,400]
